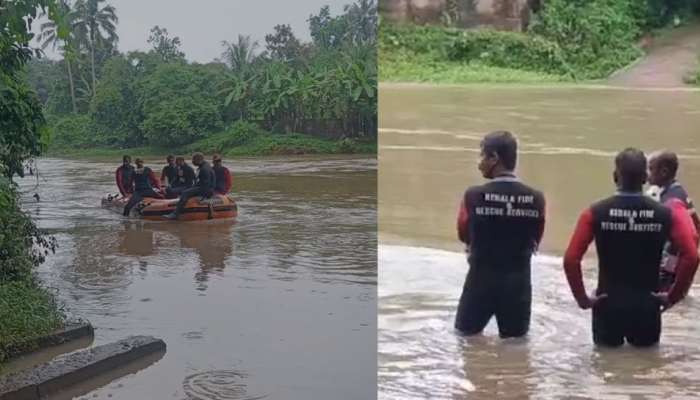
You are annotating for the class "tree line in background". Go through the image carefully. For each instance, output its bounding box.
[26,0,377,149]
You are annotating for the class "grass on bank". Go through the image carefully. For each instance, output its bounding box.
[0,282,64,365]
[47,122,377,160]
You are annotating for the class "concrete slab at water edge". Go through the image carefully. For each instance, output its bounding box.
[0,336,166,400]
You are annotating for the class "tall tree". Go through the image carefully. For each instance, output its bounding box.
[265,24,303,62]
[221,35,259,74]
[147,25,185,63]
[72,0,118,97]
[37,0,79,113]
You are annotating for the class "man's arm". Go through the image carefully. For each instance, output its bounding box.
[223,168,232,194]
[665,200,700,305]
[535,195,546,250]
[116,168,127,197]
[148,169,161,191]
[563,208,596,309]
[457,197,469,245]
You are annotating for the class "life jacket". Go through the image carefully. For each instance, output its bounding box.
[134,167,155,191]
[464,176,545,271]
[116,165,135,195]
[590,193,671,294]
[161,164,178,186]
[213,165,231,194]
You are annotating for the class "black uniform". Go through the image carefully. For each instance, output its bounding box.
[455,175,545,338]
[167,163,196,197]
[173,161,216,216]
[589,194,671,346]
[123,167,160,216]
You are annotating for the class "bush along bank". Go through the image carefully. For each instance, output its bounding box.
[380,0,700,83]
[0,179,63,366]
[47,120,377,158]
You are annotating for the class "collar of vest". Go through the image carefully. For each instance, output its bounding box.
[492,173,518,182]
[615,190,644,197]
[660,180,680,196]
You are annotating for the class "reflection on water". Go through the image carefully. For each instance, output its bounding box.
[379,85,700,399]
[16,156,377,400]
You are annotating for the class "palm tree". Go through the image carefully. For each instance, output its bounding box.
[221,35,259,75]
[72,0,118,96]
[37,0,78,113]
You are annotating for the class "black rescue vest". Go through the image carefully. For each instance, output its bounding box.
[134,167,154,191]
[464,177,545,271]
[591,194,671,294]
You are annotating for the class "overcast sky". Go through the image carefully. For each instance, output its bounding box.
[37,0,350,63]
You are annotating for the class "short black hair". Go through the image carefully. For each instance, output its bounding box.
[615,148,647,189]
[481,130,517,170]
[123,155,131,163]
[652,151,679,178]
[166,154,175,161]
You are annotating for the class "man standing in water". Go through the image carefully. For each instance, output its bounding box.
[564,148,698,347]
[455,131,546,338]
[164,153,215,220]
[648,150,700,291]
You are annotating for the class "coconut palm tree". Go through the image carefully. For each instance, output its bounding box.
[37,0,78,113]
[72,0,118,96]
[221,35,259,75]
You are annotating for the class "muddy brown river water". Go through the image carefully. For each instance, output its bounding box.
[13,156,377,400]
[379,84,700,399]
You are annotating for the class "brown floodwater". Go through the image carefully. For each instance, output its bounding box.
[379,83,700,399]
[14,156,377,400]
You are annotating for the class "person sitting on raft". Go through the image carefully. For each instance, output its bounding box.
[123,158,164,216]
[165,156,196,199]
[160,155,178,189]
[563,148,698,347]
[164,153,215,220]
[648,150,700,291]
[212,154,232,195]
[455,130,546,338]
[115,155,135,198]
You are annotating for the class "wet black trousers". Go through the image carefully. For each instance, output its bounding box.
[455,268,531,338]
[123,188,159,216]
[592,293,661,347]
[174,187,211,215]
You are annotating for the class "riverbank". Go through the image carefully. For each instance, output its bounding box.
[0,283,64,367]
[380,11,700,85]
[48,131,377,159]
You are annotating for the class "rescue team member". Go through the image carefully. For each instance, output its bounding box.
[123,158,163,216]
[212,154,232,195]
[165,156,196,198]
[648,150,700,291]
[164,153,216,220]
[455,131,545,338]
[563,148,698,347]
[115,155,135,197]
[160,155,178,188]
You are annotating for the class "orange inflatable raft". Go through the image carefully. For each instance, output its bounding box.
[101,193,238,221]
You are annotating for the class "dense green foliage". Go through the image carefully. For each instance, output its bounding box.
[380,0,700,82]
[0,281,64,364]
[0,0,64,364]
[28,0,377,154]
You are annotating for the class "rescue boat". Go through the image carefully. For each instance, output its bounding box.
[101,193,238,221]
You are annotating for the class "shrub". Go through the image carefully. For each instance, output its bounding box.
[448,29,572,76]
[529,0,643,79]
[0,179,56,283]
[184,120,265,153]
[47,114,96,149]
